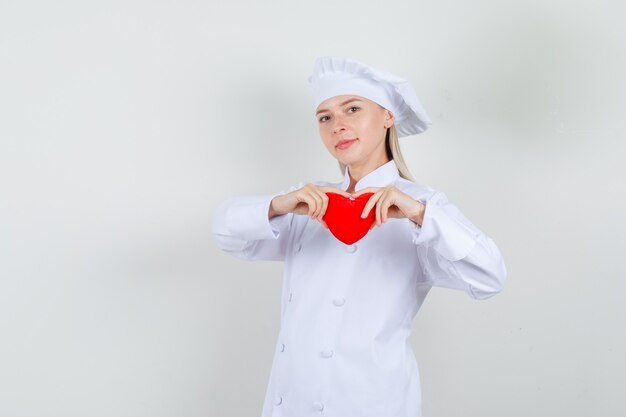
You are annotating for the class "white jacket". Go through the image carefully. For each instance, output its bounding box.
[212,159,507,417]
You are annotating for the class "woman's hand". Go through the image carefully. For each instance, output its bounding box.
[351,186,426,229]
[269,184,353,229]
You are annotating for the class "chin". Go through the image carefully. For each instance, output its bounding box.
[338,156,361,166]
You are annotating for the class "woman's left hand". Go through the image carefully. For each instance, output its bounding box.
[351,186,425,229]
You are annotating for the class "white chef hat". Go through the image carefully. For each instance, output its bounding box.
[307,56,432,137]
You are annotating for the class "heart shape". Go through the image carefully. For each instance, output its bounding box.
[322,192,376,245]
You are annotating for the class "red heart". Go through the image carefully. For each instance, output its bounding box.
[322,192,376,245]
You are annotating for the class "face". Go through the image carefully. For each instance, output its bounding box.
[315,95,394,167]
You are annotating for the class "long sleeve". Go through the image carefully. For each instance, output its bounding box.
[212,183,302,262]
[409,190,507,300]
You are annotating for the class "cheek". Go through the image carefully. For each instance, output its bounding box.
[363,116,381,131]
[319,131,334,149]
[362,119,385,142]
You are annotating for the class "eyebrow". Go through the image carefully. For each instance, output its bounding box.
[315,98,363,116]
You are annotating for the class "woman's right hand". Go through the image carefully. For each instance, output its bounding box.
[269,184,353,228]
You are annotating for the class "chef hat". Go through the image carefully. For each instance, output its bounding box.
[307,56,432,138]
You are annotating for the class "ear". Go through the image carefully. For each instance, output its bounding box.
[384,109,395,128]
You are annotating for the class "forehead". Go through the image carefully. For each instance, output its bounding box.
[315,95,375,113]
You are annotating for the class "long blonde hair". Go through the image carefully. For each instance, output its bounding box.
[337,123,415,182]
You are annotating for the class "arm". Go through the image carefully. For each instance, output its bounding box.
[409,190,507,300]
[212,183,302,262]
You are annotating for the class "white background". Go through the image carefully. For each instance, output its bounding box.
[1,0,624,416]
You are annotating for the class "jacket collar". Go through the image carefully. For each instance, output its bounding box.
[339,159,400,192]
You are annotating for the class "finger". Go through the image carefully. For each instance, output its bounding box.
[377,191,389,225]
[309,191,323,218]
[316,189,329,220]
[315,188,328,220]
[360,192,380,219]
[300,191,317,217]
[375,190,392,226]
[295,195,308,216]
[380,196,393,225]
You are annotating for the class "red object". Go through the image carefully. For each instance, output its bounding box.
[322,192,376,245]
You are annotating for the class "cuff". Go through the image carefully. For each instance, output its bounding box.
[225,192,287,241]
[410,199,479,261]
[269,211,290,237]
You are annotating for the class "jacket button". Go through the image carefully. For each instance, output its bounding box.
[345,244,357,253]
[280,343,285,352]
[274,395,282,405]
[288,292,292,302]
[321,349,334,358]
[313,401,324,411]
[294,242,302,253]
[332,297,345,306]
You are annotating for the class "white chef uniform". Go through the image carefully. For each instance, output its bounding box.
[212,158,507,417]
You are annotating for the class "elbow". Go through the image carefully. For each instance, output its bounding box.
[213,233,250,259]
[469,258,507,300]
[469,237,508,300]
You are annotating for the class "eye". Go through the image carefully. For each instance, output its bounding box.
[318,115,329,122]
[347,106,360,113]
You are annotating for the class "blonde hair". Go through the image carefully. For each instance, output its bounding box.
[337,124,415,182]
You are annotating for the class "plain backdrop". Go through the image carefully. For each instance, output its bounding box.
[1,1,624,416]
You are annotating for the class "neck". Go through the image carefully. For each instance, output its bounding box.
[345,155,390,193]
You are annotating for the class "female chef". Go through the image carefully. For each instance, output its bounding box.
[212,56,507,417]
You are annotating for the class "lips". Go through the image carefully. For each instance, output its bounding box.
[336,138,357,148]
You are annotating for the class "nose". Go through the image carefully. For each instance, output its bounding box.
[331,114,347,134]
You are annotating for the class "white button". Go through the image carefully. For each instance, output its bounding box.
[275,395,282,405]
[288,292,292,302]
[345,244,357,253]
[294,243,302,253]
[313,401,324,411]
[321,349,334,358]
[280,343,285,352]
[333,297,345,306]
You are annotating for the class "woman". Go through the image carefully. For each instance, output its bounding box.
[212,56,507,417]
